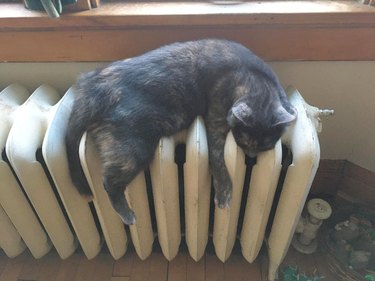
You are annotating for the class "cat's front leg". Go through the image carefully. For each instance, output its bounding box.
[207,131,232,209]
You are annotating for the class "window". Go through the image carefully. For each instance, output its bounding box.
[1,0,375,62]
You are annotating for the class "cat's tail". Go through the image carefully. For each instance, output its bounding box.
[65,101,94,199]
[65,71,103,199]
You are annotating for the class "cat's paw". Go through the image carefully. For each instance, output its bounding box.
[214,190,232,209]
[119,209,136,225]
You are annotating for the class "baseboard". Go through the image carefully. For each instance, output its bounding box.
[311,159,375,206]
[310,159,346,196]
[338,161,375,206]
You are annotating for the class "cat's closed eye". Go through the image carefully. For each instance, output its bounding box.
[232,129,281,157]
[257,135,279,151]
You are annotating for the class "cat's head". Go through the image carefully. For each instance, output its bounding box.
[227,86,297,157]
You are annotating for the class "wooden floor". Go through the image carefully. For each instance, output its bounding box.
[0,240,340,281]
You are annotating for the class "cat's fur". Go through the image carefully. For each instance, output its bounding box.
[66,39,297,225]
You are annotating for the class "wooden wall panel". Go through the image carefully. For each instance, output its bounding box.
[339,161,375,205]
[1,27,375,62]
[310,160,346,196]
[312,160,375,206]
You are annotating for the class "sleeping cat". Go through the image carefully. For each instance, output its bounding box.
[66,39,297,225]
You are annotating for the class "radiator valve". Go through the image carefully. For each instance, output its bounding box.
[304,103,334,133]
[292,198,332,254]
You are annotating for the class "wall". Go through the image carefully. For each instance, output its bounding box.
[270,62,375,172]
[1,61,374,171]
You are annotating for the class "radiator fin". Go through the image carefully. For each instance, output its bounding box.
[125,172,154,260]
[0,204,26,257]
[80,132,128,260]
[184,117,211,261]
[1,85,52,259]
[267,87,321,281]
[240,140,282,262]
[43,88,101,260]
[150,136,181,261]
[6,85,77,259]
[213,132,246,262]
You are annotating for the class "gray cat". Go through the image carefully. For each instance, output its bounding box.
[66,39,297,225]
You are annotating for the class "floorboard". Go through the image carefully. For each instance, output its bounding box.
[186,255,205,281]
[148,253,168,281]
[129,253,152,281]
[73,252,98,281]
[37,251,61,281]
[113,251,134,277]
[54,252,81,281]
[0,252,8,277]
[91,253,114,281]
[0,240,341,281]
[111,277,130,281]
[0,252,26,281]
[205,254,225,281]
[18,251,41,281]
[167,253,187,281]
[239,258,262,281]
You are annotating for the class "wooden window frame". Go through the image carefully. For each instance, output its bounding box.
[1,1,375,62]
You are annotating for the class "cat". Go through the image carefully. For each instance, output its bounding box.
[66,39,297,225]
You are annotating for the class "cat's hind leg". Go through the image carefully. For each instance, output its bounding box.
[101,145,155,225]
[91,124,157,225]
[103,173,137,225]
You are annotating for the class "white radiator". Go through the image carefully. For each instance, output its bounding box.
[0,84,328,280]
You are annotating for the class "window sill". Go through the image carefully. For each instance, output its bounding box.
[1,1,375,61]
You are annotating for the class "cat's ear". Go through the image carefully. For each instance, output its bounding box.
[227,102,253,127]
[272,105,297,127]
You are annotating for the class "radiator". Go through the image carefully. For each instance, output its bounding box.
[0,83,329,280]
